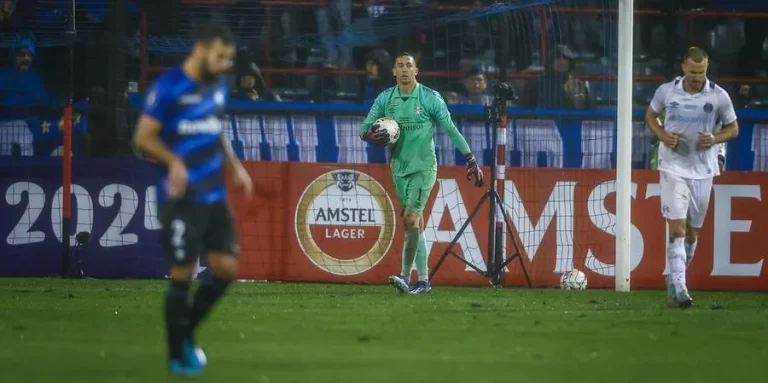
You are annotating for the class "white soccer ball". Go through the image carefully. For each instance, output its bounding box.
[560,269,588,290]
[373,117,400,144]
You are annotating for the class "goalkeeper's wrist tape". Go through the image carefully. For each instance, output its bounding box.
[464,153,477,166]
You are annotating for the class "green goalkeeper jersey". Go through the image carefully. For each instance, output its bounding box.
[359,83,472,177]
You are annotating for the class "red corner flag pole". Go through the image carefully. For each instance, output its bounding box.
[60,105,72,278]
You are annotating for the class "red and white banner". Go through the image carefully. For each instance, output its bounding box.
[229,163,768,290]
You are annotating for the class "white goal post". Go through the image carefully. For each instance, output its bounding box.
[615,0,634,292]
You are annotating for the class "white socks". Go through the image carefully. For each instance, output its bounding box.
[667,237,687,292]
[685,240,697,266]
[663,238,698,275]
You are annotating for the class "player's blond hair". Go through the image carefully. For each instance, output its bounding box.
[684,47,708,63]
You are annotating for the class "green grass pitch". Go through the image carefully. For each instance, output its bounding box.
[0,279,766,383]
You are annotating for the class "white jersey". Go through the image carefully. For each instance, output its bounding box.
[650,77,737,179]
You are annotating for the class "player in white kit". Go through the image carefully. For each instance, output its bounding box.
[645,47,739,308]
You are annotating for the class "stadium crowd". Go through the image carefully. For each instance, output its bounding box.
[0,0,767,159]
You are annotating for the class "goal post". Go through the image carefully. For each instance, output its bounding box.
[615,0,634,292]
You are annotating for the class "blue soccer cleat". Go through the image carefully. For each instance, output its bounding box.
[409,280,432,294]
[388,275,410,294]
[183,339,207,371]
[169,359,203,377]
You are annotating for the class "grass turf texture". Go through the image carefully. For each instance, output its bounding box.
[0,279,766,383]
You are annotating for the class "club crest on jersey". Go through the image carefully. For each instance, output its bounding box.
[180,94,203,104]
[332,171,359,192]
[146,90,157,107]
[414,105,423,114]
[703,102,713,113]
[214,90,225,105]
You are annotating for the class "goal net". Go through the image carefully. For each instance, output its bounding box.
[1,0,644,289]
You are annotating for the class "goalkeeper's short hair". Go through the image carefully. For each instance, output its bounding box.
[394,52,418,66]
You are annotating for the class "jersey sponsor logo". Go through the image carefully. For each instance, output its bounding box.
[400,123,422,132]
[667,114,710,124]
[180,94,202,104]
[295,169,395,276]
[683,104,698,110]
[177,116,222,135]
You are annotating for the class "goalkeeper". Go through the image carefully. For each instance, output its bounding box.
[359,52,484,294]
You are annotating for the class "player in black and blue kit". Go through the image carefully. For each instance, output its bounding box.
[133,24,253,376]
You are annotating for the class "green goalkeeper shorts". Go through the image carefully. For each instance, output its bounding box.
[393,170,437,215]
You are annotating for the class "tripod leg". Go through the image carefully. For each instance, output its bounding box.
[75,247,84,278]
[490,189,533,288]
[431,251,488,279]
[428,191,491,281]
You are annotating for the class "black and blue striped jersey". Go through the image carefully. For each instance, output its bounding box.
[142,67,229,205]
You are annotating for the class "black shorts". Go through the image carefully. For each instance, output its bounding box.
[158,199,239,265]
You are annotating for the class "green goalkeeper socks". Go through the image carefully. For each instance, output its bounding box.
[401,226,420,279]
[415,232,428,281]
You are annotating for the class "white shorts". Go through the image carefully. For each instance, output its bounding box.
[659,171,713,228]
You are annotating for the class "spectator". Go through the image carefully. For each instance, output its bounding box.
[519,47,592,110]
[232,54,281,102]
[735,84,754,109]
[0,40,55,119]
[635,0,677,75]
[507,10,534,72]
[0,0,16,30]
[316,0,351,70]
[362,48,392,102]
[443,91,461,105]
[460,67,492,106]
[315,0,354,93]
[0,39,53,156]
[736,13,768,107]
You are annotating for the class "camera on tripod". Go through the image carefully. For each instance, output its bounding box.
[486,82,516,124]
[430,80,531,288]
[493,82,516,102]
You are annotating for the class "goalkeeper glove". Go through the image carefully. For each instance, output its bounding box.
[718,154,725,172]
[360,123,390,145]
[465,153,484,188]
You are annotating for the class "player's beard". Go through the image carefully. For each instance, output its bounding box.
[200,61,220,84]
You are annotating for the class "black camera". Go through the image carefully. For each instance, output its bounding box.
[493,83,516,102]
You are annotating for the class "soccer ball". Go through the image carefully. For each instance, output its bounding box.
[373,117,400,144]
[560,269,588,290]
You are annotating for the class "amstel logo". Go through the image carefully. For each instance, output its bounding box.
[295,169,395,275]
